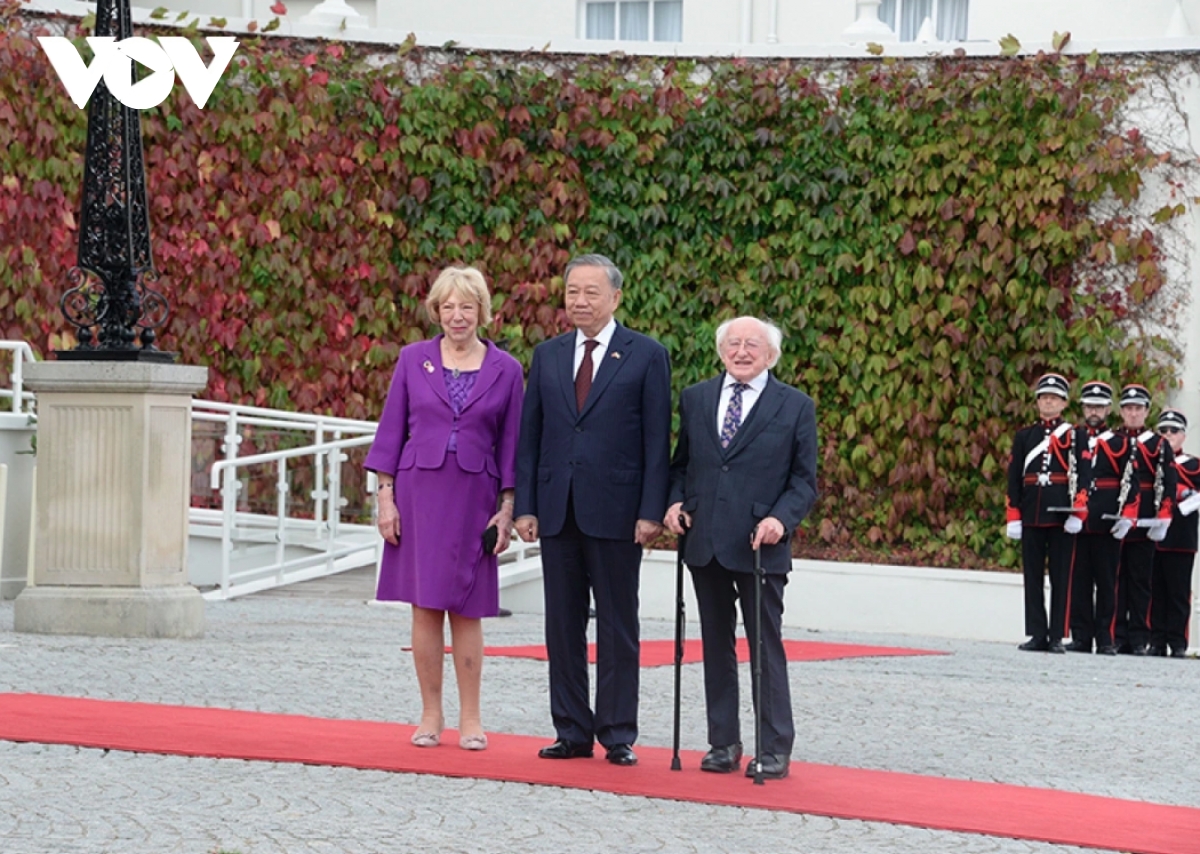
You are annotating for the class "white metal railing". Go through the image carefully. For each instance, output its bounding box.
[192,400,376,535]
[0,341,37,415]
[204,434,378,598]
[0,341,387,598]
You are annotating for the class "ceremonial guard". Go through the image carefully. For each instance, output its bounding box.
[1150,409,1199,657]
[1007,373,1088,652]
[1065,381,1118,653]
[1112,384,1176,655]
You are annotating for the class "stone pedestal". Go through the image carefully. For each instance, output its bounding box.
[14,361,209,638]
[0,411,36,600]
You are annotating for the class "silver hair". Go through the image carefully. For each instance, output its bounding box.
[715,317,783,369]
[564,254,623,290]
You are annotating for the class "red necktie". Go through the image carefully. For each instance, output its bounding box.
[576,339,599,412]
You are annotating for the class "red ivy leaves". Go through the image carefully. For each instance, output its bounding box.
[0,11,1185,567]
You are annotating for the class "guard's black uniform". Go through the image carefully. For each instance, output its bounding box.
[1115,429,1176,652]
[1069,426,1124,651]
[1007,418,1088,645]
[1151,452,1198,655]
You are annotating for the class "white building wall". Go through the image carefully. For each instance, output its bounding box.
[969,0,1198,44]
[374,0,572,43]
[680,0,742,44]
[710,0,852,46]
[34,0,1200,46]
[1171,73,1200,449]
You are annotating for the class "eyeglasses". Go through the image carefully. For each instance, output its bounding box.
[722,338,764,352]
[1159,427,1183,435]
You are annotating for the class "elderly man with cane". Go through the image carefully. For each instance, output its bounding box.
[664,316,818,781]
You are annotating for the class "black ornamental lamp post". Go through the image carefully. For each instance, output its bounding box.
[58,0,173,362]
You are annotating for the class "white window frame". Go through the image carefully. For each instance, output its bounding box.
[578,0,682,42]
[880,0,969,43]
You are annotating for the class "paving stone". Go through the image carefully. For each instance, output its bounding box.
[1,573,1195,854]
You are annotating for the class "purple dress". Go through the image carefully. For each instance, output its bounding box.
[364,337,524,618]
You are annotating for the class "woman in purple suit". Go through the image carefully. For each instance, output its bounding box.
[365,266,524,752]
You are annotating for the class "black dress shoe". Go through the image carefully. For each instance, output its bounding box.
[700,743,743,774]
[1131,645,1150,656]
[1170,648,1188,658]
[1148,646,1167,657]
[1018,638,1049,651]
[605,743,637,766]
[1097,644,1119,655]
[538,739,594,759]
[1047,641,1065,654]
[1065,641,1093,653]
[1116,643,1134,655]
[745,753,789,780]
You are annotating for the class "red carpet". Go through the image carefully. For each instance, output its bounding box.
[472,638,945,666]
[1,693,1196,854]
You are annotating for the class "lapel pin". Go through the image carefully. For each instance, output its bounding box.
[611,351,621,359]
[422,360,434,373]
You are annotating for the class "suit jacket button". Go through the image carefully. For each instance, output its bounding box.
[721,465,729,472]
[575,427,582,433]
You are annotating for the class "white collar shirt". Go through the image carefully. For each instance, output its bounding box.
[717,370,769,435]
[573,318,617,380]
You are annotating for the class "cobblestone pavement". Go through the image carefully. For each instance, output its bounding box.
[1,570,1196,854]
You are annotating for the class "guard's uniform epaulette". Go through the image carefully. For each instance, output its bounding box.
[1083,429,1132,534]
[1007,418,1087,527]
[1159,453,1200,553]
[1121,428,1177,541]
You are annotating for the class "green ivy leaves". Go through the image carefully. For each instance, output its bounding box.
[0,10,1182,567]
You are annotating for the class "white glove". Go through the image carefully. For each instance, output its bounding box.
[1064,516,1083,535]
[1148,519,1170,542]
[1180,491,1200,516]
[1006,521,1022,540]
[1111,518,1133,540]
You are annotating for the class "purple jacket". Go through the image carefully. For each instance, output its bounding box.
[365,336,524,488]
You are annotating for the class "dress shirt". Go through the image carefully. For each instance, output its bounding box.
[573,318,617,381]
[717,370,768,436]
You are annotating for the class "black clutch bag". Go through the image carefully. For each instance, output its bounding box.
[482,524,499,554]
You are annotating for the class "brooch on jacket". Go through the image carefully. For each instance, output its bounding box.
[422,360,434,373]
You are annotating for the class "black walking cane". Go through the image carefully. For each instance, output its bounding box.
[751,528,765,785]
[671,526,687,771]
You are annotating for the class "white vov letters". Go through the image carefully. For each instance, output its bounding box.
[38,36,240,110]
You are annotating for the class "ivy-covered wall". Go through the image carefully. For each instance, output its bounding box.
[0,8,1187,566]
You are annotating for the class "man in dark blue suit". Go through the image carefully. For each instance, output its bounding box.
[515,253,672,766]
[665,316,818,780]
